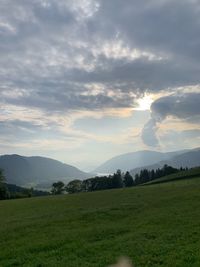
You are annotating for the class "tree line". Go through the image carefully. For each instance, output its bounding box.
[51,169,131,194]
[0,165,189,200]
[134,164,188,185]
[51,165,188,195]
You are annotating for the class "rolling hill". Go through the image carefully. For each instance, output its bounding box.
[0,154,90,189]
[142,167,200,185]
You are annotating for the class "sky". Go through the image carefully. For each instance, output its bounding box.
[0,0,200,171]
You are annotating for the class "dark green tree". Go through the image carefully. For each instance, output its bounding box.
[134,173,140,185]
[150,169,155,180]
[123,171,134,187]
[112,169,123,188]
[0,169,4,183]
[51,181,65,195]
[22,187,34,198]
[66,180,82,194]
[139,169,150,184]
[0,169,9,200]
[162,164,178,176]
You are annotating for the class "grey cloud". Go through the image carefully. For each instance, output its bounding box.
[162,129,200,140]
[159,129,200,150]
[1,86,134,112]
[141,118,159,147]
[0,0,200,113]
[90,0,200,62]
[70,56,200,91]
[0,119,76,143]
[141,93,200,146]
[151,93,200,120]
[0,119,45,141]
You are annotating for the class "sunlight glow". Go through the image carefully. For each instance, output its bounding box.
[136,94,153,111]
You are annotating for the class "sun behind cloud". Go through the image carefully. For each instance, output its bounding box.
[136,94,153,111]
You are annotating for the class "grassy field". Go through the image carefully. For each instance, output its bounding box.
[0,175,200,266]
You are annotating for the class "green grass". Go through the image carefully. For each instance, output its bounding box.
[1,177,200,267]
[144,167,200,185]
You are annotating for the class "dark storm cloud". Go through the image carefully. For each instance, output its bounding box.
[141,93,200,146]
[0,0,200,112]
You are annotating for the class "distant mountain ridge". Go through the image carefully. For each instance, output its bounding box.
[0,154,90,189]
[94,149,190,173]
[130,149,200,177]
[1,148,199,189]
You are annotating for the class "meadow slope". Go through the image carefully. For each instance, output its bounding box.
[0,177,200,267]
[143,167,200,185]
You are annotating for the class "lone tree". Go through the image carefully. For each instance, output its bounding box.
[51,181,65,195]
[123,171,134,187]
[0,169,9,200]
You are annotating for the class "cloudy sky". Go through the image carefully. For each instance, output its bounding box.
[0,0,200,171]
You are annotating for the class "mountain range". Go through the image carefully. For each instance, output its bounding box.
[1,148,199,189]
[130,149,200,176]
[94,148,200,174]
[0,155,89,189]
